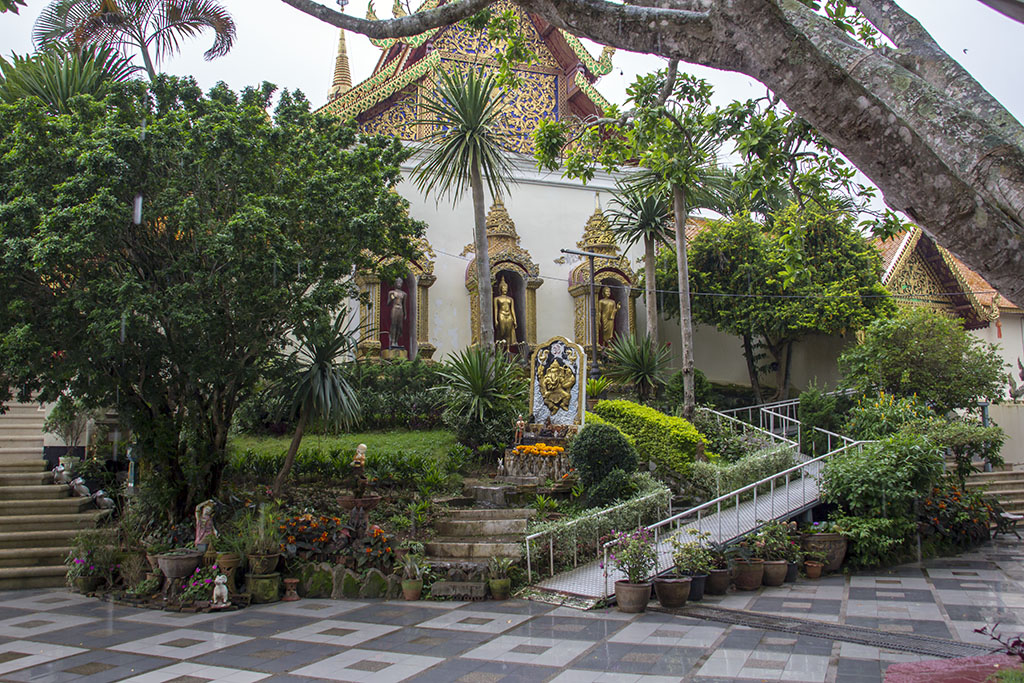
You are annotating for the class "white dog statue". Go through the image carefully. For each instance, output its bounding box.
[212,574,230,607]
[52,464,69,485]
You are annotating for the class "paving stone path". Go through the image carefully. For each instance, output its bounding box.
[0,537,1020,682]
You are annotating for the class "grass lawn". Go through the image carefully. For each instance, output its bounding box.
[228,429,458,459]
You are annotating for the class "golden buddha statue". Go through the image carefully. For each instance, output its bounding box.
[597,285,621,346]
[493,275,517,349]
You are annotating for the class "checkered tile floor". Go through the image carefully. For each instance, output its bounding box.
[0,538,1020,682]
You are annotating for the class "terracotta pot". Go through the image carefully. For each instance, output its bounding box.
[247,553,280,575]
[706,568,730,595]
[732,558,764,591]
[402,579,423,601]
[761,560,788,586]
[653,576,691,608]
[804,561,824,579]
[800,533,847,572]
[156,550,202,579]
[686,573,708,601]
[614,580,651,613]
[337,495,382,512]
[489,578,511,601]
[282,577,300,602]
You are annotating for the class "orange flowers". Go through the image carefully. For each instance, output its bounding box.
[515,442,565,457]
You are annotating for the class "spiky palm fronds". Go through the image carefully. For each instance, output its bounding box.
[0,44,138,114]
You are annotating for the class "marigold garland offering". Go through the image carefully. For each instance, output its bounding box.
[514,443,565,457]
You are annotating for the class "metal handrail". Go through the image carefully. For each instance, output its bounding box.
[599,438,874,597]
[524,489,669,583]
[696,406,796,448]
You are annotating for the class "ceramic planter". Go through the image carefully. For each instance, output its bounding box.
[652,576,691,608]
[614,580,652,613]
[247,572,281,603]
[247,553,280,575]
[156,550,202,580]
[686,573,708,601]
[401,579,423,601]
[145,553,161,573]
[216,552,241,588]
[706,568,730,595]
[73,576,102,593]
[800,533,847,571]
[489,578,511,600]
[804,560,824,579]
[337,495,382,512]
[785,561,799,583]
[732,558,764,591]
[762,560,788,586]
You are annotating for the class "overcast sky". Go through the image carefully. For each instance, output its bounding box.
[2,0,1023,121]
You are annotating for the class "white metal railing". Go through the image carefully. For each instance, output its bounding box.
[524,488,670,583]
[598,437,874,597]
[696,406,796,449]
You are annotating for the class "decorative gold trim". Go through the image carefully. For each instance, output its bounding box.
[529,336,587,425]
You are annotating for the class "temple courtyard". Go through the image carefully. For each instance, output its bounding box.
[0,538,1016,682]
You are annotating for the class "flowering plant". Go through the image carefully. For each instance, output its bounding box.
[750,520,794,561]
[280,513,350,563]
[347,525,395,572]
[603,527,657,584]
[65,551,105,580]
[670,529,713,576]
[179,564,220,603]
[801,520,845,535]
[920,479,992,547]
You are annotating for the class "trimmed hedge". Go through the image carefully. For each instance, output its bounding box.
[583,412,635,448]
[592,400,706,478]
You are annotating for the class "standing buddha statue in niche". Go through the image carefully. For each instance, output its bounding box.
[493,276,518,349]
[598,285,621,346]
[387,277,407,348]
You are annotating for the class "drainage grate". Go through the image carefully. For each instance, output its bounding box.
[656,604,994,659]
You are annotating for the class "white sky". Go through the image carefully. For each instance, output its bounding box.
[2,0,1023,121]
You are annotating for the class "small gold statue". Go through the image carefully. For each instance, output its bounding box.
[598,285,621,346]
[493,276,517,349]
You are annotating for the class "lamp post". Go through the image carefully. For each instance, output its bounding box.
[561,248,616,378]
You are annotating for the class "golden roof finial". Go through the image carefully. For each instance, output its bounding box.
[327,28,353,101]
[392,0,407,18]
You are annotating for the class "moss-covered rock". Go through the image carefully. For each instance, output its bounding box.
[359,568,388,599]
[300,562,333,598]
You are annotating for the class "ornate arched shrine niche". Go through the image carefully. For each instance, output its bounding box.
[569,206,638,347]
[464,199,543,347]
[356,238,438,360]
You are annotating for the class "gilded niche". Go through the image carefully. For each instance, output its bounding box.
[530,337,586,425]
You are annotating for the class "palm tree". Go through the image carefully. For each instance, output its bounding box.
[0,44,138,114]
[607,183,673,341]
[33,0,236,80]
[412,69,515,347]
[271,310,362,498]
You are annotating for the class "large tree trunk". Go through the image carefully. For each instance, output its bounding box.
[643,235,658,340]
[273,410,308,498]
[281,0,1024,307]
[470,161,495,346]
[742,333,764,404]
[672,184,695,419]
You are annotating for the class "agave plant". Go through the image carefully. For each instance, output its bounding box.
[436,345,527,447]
[603,334,671,404]
[0,44,138,114]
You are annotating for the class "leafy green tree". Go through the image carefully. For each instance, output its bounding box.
[536,68,733,417]
[0,44,138,114]
[839,306,1007,413]
[674,203,892,401]
[0,77,422,518]
[412,69,515,347]
[606,184,672,341]
[1,0,27,13]
[272,310,362,498]
[34,0,236,80]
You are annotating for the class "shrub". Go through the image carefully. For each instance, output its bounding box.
[592,400,706,478]
[344,360,446,431]
[583,412,635,448]
[665,368,712,408]
[831,516,916,569]
[842,392,933,441]
[687,445,797,504]
[797,382,852,455]
[568,422,638,490]
[603,334,671,404]
[899,418,1005,485]
[920,477,993,549]
[437,346,527,448]
[689,409,777,463]
[585,468,638,507]
[839,307,1007,413]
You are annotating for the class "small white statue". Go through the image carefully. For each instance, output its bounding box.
[70,477,90,498]
[91,489,114,509]
[52,464,69,485]
[211,574,230,607]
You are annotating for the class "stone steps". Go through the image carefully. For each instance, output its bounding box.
[443,508,535,521]
[0,528,85,550]
[0,498,93,516]
[0,510,108,533]
[965,470,1024,515]
[0,460,47,474]
[0,546,72,569]
[0,447,45,462]
[0,565,68,590]
[0,472,51,486]
[435,518,528,537]
[425,537,522,560]
[1,484,72,501]
[427,506,533,562]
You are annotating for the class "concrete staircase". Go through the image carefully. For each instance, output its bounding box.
[0,401,107,590]
[426,508,534,561]
[966,468,1024,516]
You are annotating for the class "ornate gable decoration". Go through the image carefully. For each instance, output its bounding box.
[568,207,635,290]
[463,198,541,288]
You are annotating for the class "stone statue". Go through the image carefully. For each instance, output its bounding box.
[194,499,217,551]
[350,443,368,499]
[514,415,525,445]
[212,574,230,607]
[493,276,517,349]
[598,285,621,346]
[387,278,407,347]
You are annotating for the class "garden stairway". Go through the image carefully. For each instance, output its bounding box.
[0,401,108,590]
[965,468,1024,516]
[425,508,534,562]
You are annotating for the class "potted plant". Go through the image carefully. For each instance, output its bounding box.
[605,528,657,613]
[241,504,283,575]
[401,554,424,601]
[729,542,764,591]
[706,541,731,595]
[214,532,245,590]
[800,520,848,572]
[585,377,615,410]
[144,540,170,573]
[65,550,104,593]
[156,547,204,582]
[752,520,790,587]
[804,549,827,579]
[488,557,514,600]
[669,529,713,602]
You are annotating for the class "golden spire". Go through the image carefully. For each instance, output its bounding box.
[392,0,407,17]
[328,28,353,101]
